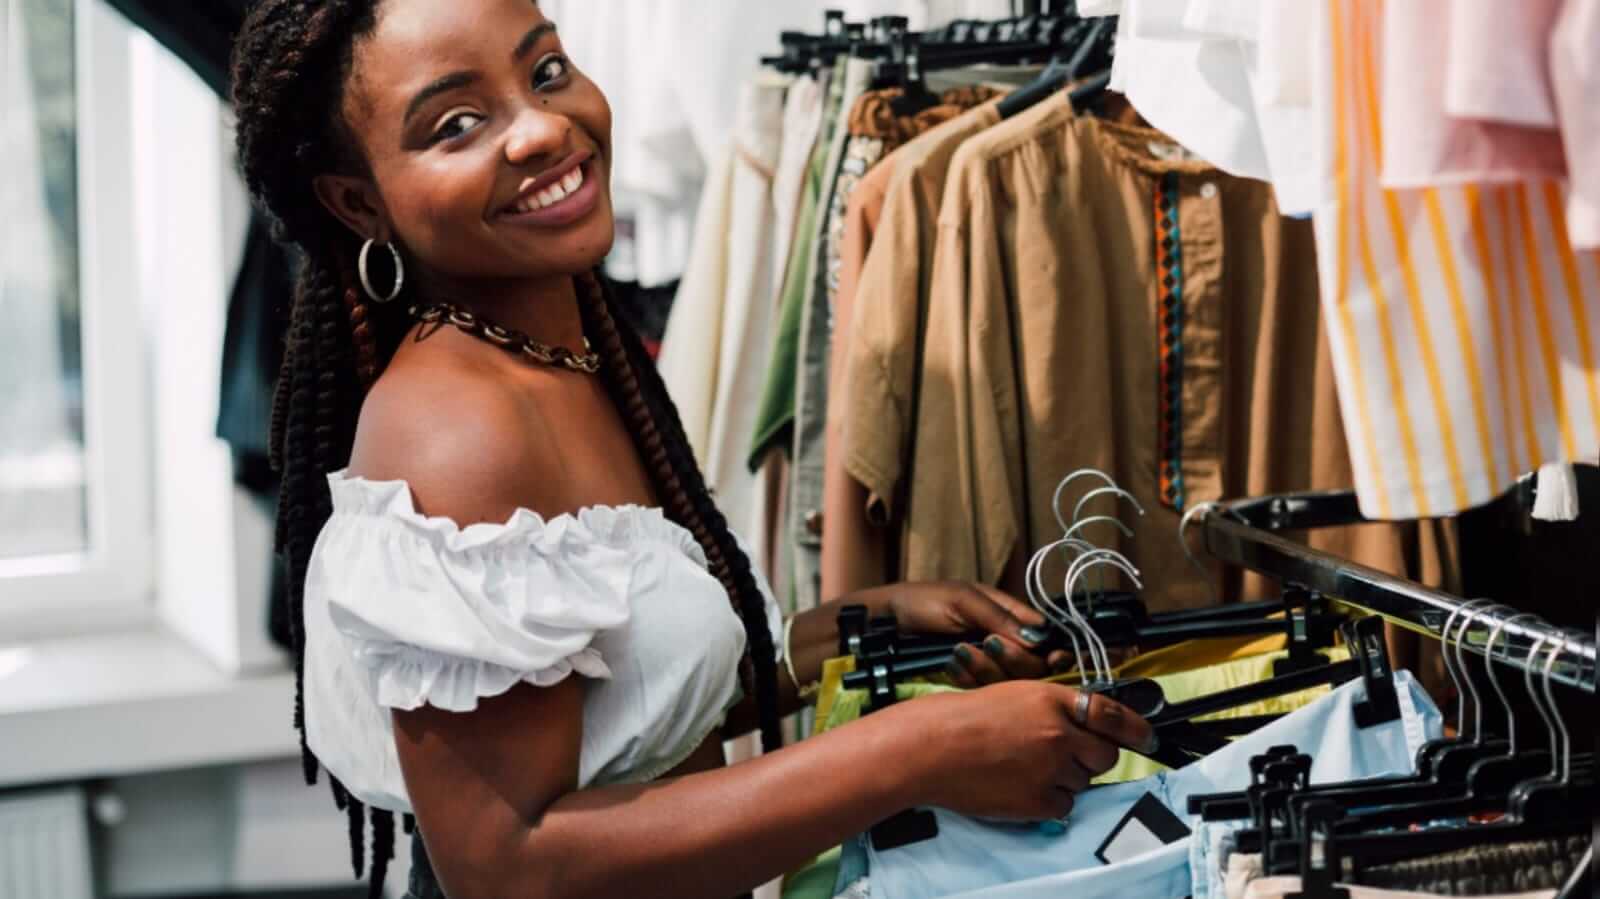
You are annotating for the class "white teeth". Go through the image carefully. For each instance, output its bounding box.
[510,164,586,215]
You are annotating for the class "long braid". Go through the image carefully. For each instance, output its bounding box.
[232,0,395,890]
[579,276,783,752]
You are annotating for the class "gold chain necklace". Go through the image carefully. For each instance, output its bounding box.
[408,301,602,374]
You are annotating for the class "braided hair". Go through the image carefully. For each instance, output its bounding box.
[230,3,781,895]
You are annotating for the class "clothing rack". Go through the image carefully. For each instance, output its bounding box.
[1200,491,1597,694]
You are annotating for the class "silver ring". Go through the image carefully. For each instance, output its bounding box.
[1073,690,1092,726]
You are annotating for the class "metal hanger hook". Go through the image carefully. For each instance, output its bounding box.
[1483,613,1541,754]
[1541,633,1577,786]
[1050,468,1118,534]
[1064,551,1143,681]
[1029,537,1098,612]
[1459,598,1504,739]
[1070,486,1146,530]
[1063,514,1136,544]
[1438,599,1487,737]
[1520,629,1558,761]
[1023,538,1092,677]
[1177,501,1246,607]
[1028,537,1096,683]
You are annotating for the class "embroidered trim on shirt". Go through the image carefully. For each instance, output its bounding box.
[1155,172,1186,511]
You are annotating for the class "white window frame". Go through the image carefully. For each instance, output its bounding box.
[0,0,154,641]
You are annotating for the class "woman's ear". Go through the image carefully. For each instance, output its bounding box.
[313,174,391,242]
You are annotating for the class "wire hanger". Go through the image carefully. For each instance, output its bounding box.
[1278,627,1595,894]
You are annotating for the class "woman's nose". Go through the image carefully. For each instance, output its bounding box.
[504,107,572,166]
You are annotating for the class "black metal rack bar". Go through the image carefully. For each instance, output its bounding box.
[1201,492,1596,693]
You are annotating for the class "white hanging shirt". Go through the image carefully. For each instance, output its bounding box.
[302,472,784,813]
[1111,0,1319,214]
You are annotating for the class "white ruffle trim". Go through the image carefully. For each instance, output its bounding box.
[325,469,707,565]
[319,470,710,712]
[358,642,613,713]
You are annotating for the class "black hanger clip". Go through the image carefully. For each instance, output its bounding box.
[1275,587,1339,676]
[1285,800,1351,899]
[1344,616,1400,728]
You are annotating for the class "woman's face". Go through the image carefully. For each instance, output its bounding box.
[319,0,614,284]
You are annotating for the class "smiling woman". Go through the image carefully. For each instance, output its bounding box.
[228,2,1146,898]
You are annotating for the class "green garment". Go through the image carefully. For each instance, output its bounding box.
[781,846,843,899]
[748,59,847,472]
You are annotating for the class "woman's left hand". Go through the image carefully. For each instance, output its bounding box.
[862,582,1074,687]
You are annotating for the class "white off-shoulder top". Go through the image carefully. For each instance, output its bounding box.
[302,471,784,814]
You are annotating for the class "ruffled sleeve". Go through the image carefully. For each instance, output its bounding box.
[308,472,701,713]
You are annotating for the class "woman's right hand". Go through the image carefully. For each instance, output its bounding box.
[897,682,1157,822]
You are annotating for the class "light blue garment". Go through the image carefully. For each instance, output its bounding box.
[1191,818,1241,899]
[856,671,1441,899]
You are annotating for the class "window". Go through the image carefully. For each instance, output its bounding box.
[1,0,152,639]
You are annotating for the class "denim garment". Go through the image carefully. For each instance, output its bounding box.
[854,671,1440,899]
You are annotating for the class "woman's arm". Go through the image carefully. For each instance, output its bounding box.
[395,679,918,899]
[396,673,1150,899]
[358,375,1144,899]
[725,581,1070,732]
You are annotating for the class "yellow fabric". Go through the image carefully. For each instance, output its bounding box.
[814,655,859,730]
[1049,630,1298,685]
[811,641,1350,785]
[1091,645,1350,783]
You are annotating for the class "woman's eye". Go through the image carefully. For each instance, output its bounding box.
[432,111,484,143]
[532,54,571,90]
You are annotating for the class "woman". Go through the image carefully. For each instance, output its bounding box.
[230,2,1155,897]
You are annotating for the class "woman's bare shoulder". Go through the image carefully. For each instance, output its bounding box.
[347,352,564,525]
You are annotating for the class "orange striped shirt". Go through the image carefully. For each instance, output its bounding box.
[1315,0,1600,518]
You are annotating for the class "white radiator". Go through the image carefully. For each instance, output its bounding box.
[0,787,94,899]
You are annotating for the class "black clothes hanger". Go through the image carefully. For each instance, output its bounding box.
[1307,616,1592,835]
[836,589,1345,709]
[1189,599,1519,824]
[1271,632,1596,894]
[870,18,942,117]
[997,17,1113,119]
[1194,614,1595,883]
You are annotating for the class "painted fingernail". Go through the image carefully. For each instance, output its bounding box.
[1140,733,1162,755]
[983,636,1006,659]
[1019,626,1050,646]
[954,645,973,664]
[945,660,965,678]
[1037,819,1068,836]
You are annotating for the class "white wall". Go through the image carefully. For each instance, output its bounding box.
[99,759,412,897]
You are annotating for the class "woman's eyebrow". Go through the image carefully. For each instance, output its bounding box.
[404,71,481,125]
[400,21,558,126]
[512,22,558,61]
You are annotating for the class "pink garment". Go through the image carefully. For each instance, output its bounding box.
[1445,0,1562,129]
[1379,0,1566,189]
[1552,0,1600,249]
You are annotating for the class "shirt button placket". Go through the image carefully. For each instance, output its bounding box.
[1179,175,1226,505]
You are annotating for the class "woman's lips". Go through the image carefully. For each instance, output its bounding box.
[498,157,600,228]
